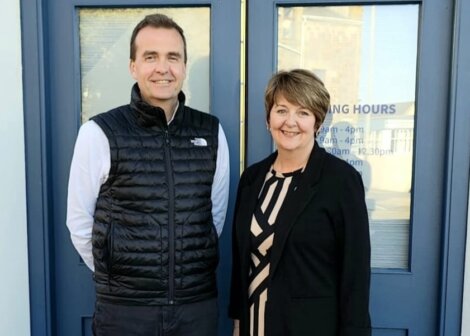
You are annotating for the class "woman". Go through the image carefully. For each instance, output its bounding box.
[229,69,371,336]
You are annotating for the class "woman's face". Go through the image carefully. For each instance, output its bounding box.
[268,95,316,155]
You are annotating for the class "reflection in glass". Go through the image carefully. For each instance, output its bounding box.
[79,8,210,122]
[278,5,419,269]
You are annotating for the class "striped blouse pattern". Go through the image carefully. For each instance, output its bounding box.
[248,168,300,336]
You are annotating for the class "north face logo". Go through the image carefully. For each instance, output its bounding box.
[190,138,207,146]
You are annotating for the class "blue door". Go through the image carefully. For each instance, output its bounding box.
[246,0,454,335]
[42,1,240,335]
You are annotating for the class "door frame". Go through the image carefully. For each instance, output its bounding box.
[21,0,52,334]
[439,0,470,334]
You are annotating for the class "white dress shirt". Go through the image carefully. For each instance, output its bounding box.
[66,119,230,271]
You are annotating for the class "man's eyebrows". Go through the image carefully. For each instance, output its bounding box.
[141,50,182,58]
[142,50,158,56]
[168,51,182,58]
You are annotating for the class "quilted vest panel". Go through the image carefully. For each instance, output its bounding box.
[91,98,219,305]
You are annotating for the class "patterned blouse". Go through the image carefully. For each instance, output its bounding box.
[248,167,303,336]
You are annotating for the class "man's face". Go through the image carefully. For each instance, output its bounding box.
[129,26,186,109]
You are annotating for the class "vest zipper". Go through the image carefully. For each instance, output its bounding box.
[107,189,115,289]
[164,130,176,305]
[107,222,115,288]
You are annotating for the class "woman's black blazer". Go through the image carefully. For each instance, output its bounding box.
[229,143,371,336]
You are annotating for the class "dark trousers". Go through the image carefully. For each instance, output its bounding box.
[92,298,218,336]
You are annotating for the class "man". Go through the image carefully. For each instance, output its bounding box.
[66,13,229,336]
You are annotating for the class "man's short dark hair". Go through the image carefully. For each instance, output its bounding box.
[130,13,187,63]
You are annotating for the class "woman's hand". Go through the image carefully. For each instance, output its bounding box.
[233,319,240,336]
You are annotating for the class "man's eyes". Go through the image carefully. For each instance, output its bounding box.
[143,55,180,62]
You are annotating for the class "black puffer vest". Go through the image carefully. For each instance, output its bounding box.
[91,84,219,305]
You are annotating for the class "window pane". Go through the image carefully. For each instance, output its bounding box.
[278,5,419,269]
[79,7,210,122]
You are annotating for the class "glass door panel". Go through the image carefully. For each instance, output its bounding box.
[277,5,419,269]
[79,7,210,122]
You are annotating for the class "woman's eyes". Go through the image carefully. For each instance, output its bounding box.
[275,109,311,117]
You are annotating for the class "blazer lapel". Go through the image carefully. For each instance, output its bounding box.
[269,143,327,279]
